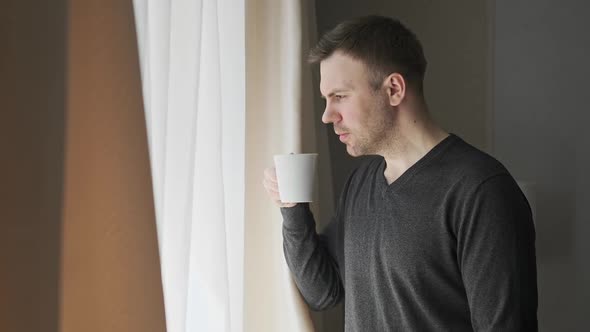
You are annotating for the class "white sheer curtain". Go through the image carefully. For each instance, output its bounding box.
[133,0,322,331]
[133,1,245,331]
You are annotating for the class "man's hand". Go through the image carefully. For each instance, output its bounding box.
[262,167,297,208]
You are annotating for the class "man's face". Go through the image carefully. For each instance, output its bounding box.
[320,52,394,157]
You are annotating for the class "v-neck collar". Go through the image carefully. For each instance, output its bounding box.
[377,134,458,196]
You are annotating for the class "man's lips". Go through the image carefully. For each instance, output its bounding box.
[338,133,349,142]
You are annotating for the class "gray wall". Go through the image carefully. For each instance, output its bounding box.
[494,0,590,330]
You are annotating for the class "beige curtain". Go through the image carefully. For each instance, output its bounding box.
[245,0,334,331]
[60,1,166,331]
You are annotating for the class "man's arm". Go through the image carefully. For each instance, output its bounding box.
[457,174,538,331]
[264,165,352,311]
[281,204,344,311]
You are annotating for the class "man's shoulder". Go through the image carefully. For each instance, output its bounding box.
[438,135,510,186]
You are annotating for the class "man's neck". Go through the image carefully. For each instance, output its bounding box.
[380,109,448,185]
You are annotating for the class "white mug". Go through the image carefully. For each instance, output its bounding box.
[273,153,318,203]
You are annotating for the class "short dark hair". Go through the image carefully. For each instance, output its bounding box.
[309,15,427,93]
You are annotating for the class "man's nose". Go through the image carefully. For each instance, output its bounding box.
[322,104,341,124]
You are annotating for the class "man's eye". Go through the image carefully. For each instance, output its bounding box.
[334,95,345,100]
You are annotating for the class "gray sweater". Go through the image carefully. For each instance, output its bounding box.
[280,134,538,331]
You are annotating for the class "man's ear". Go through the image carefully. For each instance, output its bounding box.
[385,73,406,107]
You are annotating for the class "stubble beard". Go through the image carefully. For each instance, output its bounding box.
[348,101,396,157]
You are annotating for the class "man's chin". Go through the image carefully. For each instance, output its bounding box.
[345,145,363,157]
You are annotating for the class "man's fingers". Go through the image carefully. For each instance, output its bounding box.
[263,166,295,208]
[264,167,278,183]
[262,178,283,201]
[262,178,279,193]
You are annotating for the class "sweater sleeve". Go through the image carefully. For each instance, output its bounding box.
[280,203,344,311]
[457,174,538,331]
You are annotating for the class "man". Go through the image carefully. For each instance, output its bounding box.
[262,15,537,331]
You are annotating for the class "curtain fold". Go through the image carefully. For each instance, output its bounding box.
[245,0,330,331]
[134,1,245,331]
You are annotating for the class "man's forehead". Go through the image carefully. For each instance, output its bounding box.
[319,53,367,94]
